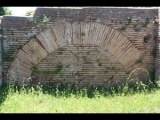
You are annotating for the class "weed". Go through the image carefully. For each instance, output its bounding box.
[29,35,36,39]
[87,16,96,21]
[0,76,160,113]
[99,63,102,66]
[121,26,127,31]
[112,66,115,70]
[127,17,132,24]
[154,35,157,41]
[59,51,62,55]
[54,64,63,74]
[135,58,143,64]
[152,45,157,58]
[16,45,23,50]
[29,18,34,22]
[96,58,100,63]
[75,71,80,76]
[109,75,114,80]
[90,75,95,78]
[11,31,14,35]
[142,17,150,28]
[58,48,65,55]
[133,24,137,28]
[29,14,49,26]
[30,63,39,73]
[134,27,141,32]
[144,34,151,43]
[2,47,15,63]
[39,14,49,24]
[33,19,40,25]
[42,70,51,75]
[149,70,155,83]
[133,23,141,32]
[81,32,85,36]
[154,20,159,24]
[58,48,66,51]
[82,56,88,62]
[23,27,28,31]
[104,70,109,74]
[126,71,130,75]
[125,22,129,25]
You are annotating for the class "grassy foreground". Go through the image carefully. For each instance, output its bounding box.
[0,82,160,113]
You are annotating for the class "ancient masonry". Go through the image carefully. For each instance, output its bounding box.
[0,7,160,87]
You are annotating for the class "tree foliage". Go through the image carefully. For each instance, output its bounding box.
[25,10,34,16]
[0,7,12,16]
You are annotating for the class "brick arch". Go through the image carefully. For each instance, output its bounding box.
[8,22,147,85]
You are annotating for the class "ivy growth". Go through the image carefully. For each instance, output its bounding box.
[54,64,63,74]
[2,47,15,63]
[42,70,51,75]
[142,17,150,28]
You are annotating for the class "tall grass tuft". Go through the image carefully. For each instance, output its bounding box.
[0,79,158,99]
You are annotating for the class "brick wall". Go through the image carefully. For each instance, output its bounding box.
[0,16,3,86]
[1,7,159,86]
[31,45,128,86]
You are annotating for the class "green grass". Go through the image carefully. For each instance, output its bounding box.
[0,81,160,113]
